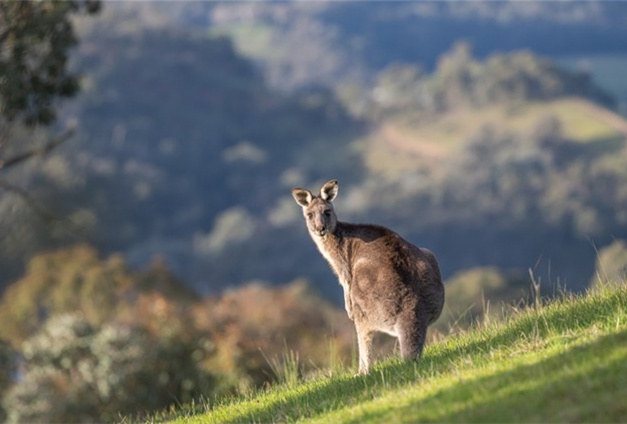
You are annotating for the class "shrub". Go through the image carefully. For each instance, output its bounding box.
[0,338,16,422]
[0,245,197,348]
[3,314,215,423]
[192,280,354,389]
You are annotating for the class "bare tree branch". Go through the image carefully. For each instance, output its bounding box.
[0,179,60,223]
[0,178,87,239]
[0,28,9,46]
[0,126,76,172]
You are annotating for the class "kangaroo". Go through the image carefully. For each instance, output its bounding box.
[292,179,444,374]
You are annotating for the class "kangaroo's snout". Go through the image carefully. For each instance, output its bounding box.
[314,217,328,236]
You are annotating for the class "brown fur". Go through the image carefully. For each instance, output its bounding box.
[292,179,445,374]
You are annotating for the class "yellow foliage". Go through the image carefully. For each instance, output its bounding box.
[0,245,194,348]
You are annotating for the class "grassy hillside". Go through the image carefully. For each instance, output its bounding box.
[361,97,627,177]
[148,284,627,423]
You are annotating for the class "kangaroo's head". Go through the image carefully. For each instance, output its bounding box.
[291,179,339,237]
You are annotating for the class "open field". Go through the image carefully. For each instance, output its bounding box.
[363,97,627,176]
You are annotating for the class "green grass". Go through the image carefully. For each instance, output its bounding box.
[144,284,627,424]
[415,98,624,147]
[363,97,627,176]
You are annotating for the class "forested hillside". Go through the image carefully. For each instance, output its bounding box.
[3,6,627,298]
[0,8,365,296]
[2,2,627,421]
[208,2,627,95]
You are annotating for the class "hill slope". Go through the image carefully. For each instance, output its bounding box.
[155,284,627,423]
[361,97,627,177]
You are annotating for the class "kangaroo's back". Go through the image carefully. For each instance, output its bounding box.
[336,222,444,326]
[291,179,445,374]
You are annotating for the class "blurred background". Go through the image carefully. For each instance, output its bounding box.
[2,1,627,421]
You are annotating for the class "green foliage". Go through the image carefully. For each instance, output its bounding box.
[471,47,611,106]
[0,1,100,291]
[2,313,215,423]
[0,0,99,126]
[0,338,15,422]
[155,284,627,424]
[341,43,614,121]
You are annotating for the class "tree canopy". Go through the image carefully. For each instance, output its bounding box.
[0,0,99,127]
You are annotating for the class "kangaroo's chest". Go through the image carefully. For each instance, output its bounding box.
[320,246,351,289]
[312,235,352,290]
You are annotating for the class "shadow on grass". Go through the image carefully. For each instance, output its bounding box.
[350,328,627,423]
[157,289,625,423]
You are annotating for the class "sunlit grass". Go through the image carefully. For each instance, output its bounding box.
[362,97,627,176]
[145,283,627,424]
[417,98,623,147]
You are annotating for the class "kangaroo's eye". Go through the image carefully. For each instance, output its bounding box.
[307,212,313,219]
[324,210,331,217]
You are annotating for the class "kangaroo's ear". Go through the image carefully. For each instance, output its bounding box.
[292,188,313,207]
[320,179,338,202]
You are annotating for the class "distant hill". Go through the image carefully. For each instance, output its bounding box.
[74,2,627,93]
[359,98,627,176]
[206,2,627,91]
[2,1,627,302]
[0,17,365,296]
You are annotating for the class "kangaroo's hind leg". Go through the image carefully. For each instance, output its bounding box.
[396,315,428,362]
[356,324,374,374]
